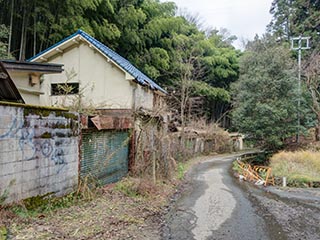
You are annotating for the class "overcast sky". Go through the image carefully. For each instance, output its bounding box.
[163,0,274,49]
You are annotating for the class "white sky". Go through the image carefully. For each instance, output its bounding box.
[163,0,274,49]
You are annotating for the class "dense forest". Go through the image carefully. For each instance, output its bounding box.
[0,0,320,149]
[0,0,240,124]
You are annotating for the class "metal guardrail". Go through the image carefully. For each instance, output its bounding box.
[239,151,261,160]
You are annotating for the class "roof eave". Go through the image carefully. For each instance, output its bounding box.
[2,61,63,74]
[155,89,167,96]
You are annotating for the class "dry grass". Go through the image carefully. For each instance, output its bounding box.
[0,178,175,240]
[270,151,320,186]
[132,117,231,180]
[186,119,232,153]
[114,177,173,200]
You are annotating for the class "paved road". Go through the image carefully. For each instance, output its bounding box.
[161,154,305,240]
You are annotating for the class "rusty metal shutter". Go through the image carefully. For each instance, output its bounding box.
[80,130,129,185]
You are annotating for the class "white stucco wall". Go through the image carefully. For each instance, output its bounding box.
[134,84,154,110]
[8,71,42,105]
[40,43,152,110]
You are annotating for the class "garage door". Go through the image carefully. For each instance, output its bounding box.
[80,130,129,185]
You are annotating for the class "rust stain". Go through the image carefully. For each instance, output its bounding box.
[90,115,133,130]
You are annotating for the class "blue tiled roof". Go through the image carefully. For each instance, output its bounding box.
[28,29,167,94]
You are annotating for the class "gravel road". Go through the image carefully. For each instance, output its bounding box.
[161,154,320,240]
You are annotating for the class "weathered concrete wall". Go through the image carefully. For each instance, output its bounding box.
[0,103,80,203]
[8,71,42,105]
[134,85,154,111]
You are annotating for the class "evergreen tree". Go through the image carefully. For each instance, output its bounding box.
[268,0,320,49]
[232,35,306,150]
[0,24,12,59]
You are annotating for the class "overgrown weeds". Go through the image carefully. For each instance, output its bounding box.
[270,151,320,187]
[132,116,231,182]
[0,176,98,222]
[177,163,186,180]
[232,160,241,173]
[114,177,164,199]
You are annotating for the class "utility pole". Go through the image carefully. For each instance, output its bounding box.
[290,36,310,143]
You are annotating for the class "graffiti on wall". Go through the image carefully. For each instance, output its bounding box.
[0,107,75,173]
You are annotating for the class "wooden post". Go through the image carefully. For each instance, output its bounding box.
[152,151,156,184]
[151,128,156,184]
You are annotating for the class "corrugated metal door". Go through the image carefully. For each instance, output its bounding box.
[81,130,129,185]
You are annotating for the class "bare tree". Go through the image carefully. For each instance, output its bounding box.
[178,8,206,31]
[303,50,320,140]
[168,44,205,157]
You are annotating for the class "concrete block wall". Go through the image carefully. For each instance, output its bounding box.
[0,103,80,203]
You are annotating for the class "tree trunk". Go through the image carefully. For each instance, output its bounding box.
[8,0,14,57]
[33,1,37,56]
[19,5,26,61]
[180,97,186,159]
[310,87,320,141]
[316,115,320,141]
[180,77,187,159]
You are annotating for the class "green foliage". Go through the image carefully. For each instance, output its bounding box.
[177,163,186,180]
[0,226,8,240]
[232,160,241,173]
[0,0,240,123]
[114,179,140,198]
[232,35,306,150]
[0,189,9,206]
[191,81,230,102]
[11,192,79,218]
[200,33,240,89]
[268,0,320,50]
[0,24,12,59]
[11,182,96,218]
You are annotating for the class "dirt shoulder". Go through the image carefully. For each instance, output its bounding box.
[247,185,320,240]
[0,154,215,240]
[2,187,164,240]
[266,186,320,206]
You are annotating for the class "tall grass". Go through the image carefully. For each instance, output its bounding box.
[270,151,320,186]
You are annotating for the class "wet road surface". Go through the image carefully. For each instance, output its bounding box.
[161,154,320,240]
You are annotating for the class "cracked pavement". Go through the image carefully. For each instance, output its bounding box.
[161,154,320,240]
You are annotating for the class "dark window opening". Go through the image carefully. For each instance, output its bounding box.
[51,83,79,95]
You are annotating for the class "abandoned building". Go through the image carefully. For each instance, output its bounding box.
[27,29,168,185]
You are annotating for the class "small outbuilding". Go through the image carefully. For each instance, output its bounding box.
[0,60,63,105]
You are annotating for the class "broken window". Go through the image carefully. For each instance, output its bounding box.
[51,82,79,95]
